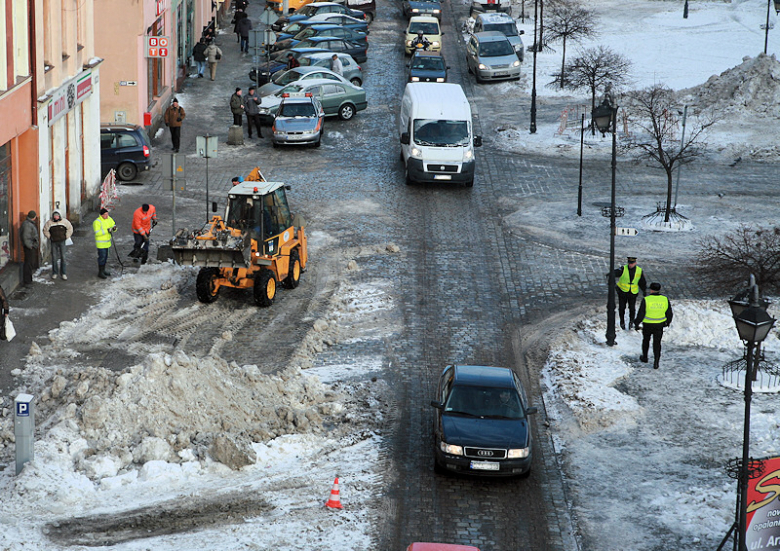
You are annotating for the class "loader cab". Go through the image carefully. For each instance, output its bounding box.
[226,181,294,242]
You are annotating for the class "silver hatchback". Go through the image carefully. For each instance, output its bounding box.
[465,31,521,83]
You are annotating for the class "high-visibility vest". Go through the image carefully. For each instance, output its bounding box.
[93,216,116,249]
[132,205,157,235]
[642,295,669,324]
[617,265,642,294]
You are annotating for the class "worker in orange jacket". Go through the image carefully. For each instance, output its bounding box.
[130,203,157,264]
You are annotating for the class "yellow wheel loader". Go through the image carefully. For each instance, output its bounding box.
[171,167,308,307]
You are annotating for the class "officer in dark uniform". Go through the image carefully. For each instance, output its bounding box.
[634,282,673,369]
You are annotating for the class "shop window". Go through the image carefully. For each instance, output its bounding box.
[0,144,12,270]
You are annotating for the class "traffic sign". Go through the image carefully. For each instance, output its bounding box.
[259,8,279,25]
[615,227,638,236]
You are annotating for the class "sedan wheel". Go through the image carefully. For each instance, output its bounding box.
[338,103,356,121]
[350,77,363,87]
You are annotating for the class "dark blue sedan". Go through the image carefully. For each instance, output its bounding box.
[407,50,448,82]
[431,365,537,477]
[273,24,368,52]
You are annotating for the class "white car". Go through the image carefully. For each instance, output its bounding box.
[257,66,355,97]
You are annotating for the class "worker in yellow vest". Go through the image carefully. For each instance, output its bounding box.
[93,208,117,279]
[634,282,673,369]
[610,256,646,330]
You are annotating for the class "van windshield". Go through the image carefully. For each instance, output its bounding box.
[484,23,518,37]
[409,22,440,34]
[413,119,469,146]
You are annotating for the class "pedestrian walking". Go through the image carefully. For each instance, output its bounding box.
[244,87,264,138]
[634,282,673,369]
[20,210,39,286]
[163,98,186,152]
[610,256,646,330]
[231,88,245,126]
[232,9,246,43]
[330,54,343,76]
[42,210,73,280]
[238,16,252,54]
[0,283,9,341]
[204,41,223,81]
[93,208,117,279]
[192,38,208,78]
[129,203,158,264]
[286,53,300,70]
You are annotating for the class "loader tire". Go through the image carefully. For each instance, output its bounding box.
[254,269,277,307]
[196,268,220,303]
[283,250,301,289]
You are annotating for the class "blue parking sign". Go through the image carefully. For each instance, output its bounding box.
[16,402,29,417]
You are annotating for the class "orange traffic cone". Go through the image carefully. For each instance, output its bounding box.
[325,476,343,509]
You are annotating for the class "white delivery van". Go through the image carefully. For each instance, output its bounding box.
[399,83,482,187]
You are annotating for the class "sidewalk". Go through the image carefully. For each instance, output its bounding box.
[0,0,260,395]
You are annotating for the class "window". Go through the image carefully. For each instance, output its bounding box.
[322,84,343,97]
[117,133,139,147]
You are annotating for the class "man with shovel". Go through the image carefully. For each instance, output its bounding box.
[130,203,158,264]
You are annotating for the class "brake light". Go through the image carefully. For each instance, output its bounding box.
[282,93,290,98]
[143,145,150,158]
[305,92,313,97]
[357,65,362,71]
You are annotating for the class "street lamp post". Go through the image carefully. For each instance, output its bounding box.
[593,99,619,346]
[764,0,780,54]
[577,113,584,216]
[683,0,689,19]
[721,277,776,551]
[530,0,538,134]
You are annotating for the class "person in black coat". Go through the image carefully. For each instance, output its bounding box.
[232,9,246,43]
[0,283,8,340]
[238,16,252,54]
[192,38,208,78]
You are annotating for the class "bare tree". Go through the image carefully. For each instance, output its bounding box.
[544,0,597,88]
[621,84,715,222]
[552,45,631,119]
[697,225,780,294]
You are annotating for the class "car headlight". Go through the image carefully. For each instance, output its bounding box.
[440,441,464,456]
[463,148,473,161]
[411,76,420,82]
[412,8,419,12]
[432,41,440,48]
[259,107,270,115]
[406,39,413,47]
[508,447,530,459]
[512,60,520,67]
[410,146,422,159]
[478,63,487,70]
[436,77,445,82]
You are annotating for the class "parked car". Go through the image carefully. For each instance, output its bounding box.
[405,16,443,54]
[251,48,335,84]
[100,124,153,181]
[258,78,367,123]
[473,12,524,61]
[341,0,375,23]
[469,0,511,18]
[407,50,448,82]
[272,2,365,32]
[465,31,521,82]
[402,0,442,20]
[272,92,325,147]
[258,66,354,97]
[295,36,368,62]
[305,12,369,32]
[272,24,367,52]
[430,365,537,477]
[298,51,364,86]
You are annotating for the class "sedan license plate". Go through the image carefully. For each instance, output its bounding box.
[470,460,500,471]
[494,72,509,77]
[433,174,452,180]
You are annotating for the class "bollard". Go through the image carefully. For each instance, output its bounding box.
[227,125,244,145]
[14,394,34,475]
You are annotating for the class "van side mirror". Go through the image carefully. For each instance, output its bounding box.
[400,132,410,145]
[211,201,218,212]
[519,29,525,35]
[473,135,482,147]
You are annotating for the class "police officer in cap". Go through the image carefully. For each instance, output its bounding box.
[610,256,646,330]
[634,282,673,369]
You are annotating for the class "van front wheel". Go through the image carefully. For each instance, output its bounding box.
[405,167,414,186]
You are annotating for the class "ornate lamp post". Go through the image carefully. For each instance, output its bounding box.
[592,99,620,346]
[530,0,538,134]
[720,277,776,551]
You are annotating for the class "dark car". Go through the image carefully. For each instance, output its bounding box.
[272,24,367,52]
[276,14,368,41]
[272,2,365,32]
[294,36,368,62]
[407,50,448,82]
[100,124,153,181]
[431,365,537,477]
[402,0,442,19]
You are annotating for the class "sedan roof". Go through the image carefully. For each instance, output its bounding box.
[451,365,516,388]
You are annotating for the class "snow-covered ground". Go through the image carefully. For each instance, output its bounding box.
[2,1,780,549]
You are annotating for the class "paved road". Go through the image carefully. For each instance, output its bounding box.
[2,0,777,548]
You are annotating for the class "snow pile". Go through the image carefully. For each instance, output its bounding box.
[682,53,780,118]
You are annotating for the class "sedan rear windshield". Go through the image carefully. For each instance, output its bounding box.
[478,39,514,57]
[444,385,524,419]
[483,23,518,37]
